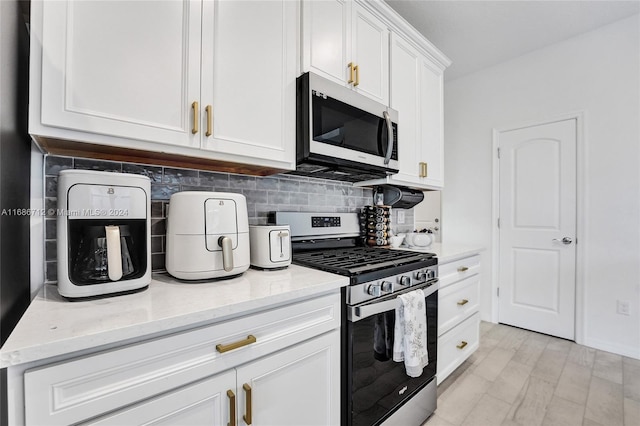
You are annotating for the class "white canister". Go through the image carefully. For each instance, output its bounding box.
[249,225,292,269]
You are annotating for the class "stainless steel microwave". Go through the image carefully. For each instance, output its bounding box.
[294,72,398,182]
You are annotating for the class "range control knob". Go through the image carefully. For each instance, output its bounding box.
[426,269,436,280]
[415,270,427,281]
[367,283,381,297]
[381,281,394,293]
[399,275,411,286]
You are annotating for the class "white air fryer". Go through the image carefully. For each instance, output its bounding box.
[165,192,250,280]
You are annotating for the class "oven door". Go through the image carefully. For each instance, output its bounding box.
[345,281,438,426]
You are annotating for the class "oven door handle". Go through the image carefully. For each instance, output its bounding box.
[348,279,438,322]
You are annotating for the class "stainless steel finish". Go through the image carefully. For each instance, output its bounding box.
[383,110,394,165]
[552,237,573,244]
[399,275,411,287]
[219,236,233,272]
[305,72,399,171]
[274,211,360,241]
[367,283,381,297]
[381,280,394,293]
[347,265,438,305]
[348,280,438,322]
[380,379,437,426]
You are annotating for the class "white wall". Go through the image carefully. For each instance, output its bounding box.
[443,15,640,358]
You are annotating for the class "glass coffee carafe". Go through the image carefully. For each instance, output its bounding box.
[69,219,147,285]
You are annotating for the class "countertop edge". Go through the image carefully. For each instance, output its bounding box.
[0,267,348,369]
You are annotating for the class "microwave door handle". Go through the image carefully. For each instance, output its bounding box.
[383,111,393,165]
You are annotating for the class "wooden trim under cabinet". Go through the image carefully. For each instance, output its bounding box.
[34,136,288,177]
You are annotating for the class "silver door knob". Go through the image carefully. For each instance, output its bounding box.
[552,237,573,245]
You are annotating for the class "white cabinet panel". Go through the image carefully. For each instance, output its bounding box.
[438,254,481,288]
[236,330,340,426]
[388,33,421,181]
[31,0,296,173]
[437,313,480,385]
[85,371,236,426]
[419,60,445,188]
[355,32,446,190]
[351,3,389,104]
[302,0,388,104]
[436,252,482,384]
[37,0,201,148]
[302,0,350,85]
[201,0,297,166]
[438,275,480,335]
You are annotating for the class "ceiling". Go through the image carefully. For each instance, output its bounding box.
[384,0,640,81]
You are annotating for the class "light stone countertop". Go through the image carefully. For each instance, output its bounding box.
[393,242,485,264]
[0,265,348,368]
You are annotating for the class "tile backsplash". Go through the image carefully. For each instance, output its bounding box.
[42,155,383,283]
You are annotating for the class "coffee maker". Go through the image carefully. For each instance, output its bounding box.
[57,170,151,299]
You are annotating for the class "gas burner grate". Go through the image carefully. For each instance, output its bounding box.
[293,247,435,276]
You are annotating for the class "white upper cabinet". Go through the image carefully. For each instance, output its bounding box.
[30,0,297,173]
[200,0,297,165]
[302,0,389,105]
[33,0,201,149]
[356,31,447,190]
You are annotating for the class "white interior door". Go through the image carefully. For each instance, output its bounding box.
[498,119,577,340]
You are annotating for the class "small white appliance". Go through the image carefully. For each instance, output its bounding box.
[165,192,250,280]
[249,225,291,269]
[57,170,151,299]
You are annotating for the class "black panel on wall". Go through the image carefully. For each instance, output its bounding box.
[0,0,31,344]
[0,1,31,425]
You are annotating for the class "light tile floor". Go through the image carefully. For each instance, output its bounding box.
[423,322,640,426]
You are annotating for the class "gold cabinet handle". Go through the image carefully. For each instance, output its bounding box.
[243,383,252,425]
[216,335,257,353]
[457,266,469,272]
[354,64,360,86]
[457,299,469,306]
[419,162,428,178]
[457,341,468,349]
[206,105,212,137]
[347,62,354,84]
[227,390,236,426]
[191,101,199,134]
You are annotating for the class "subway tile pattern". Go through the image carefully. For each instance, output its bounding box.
[43,155,375,282]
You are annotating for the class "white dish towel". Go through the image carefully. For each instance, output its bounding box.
[393,289,429,377]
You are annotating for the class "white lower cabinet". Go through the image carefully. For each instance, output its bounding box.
[437,253,481,384]
[22,294,341,426]
[236,331,340,426]
[87,331,339,426]
[86,371,237,426]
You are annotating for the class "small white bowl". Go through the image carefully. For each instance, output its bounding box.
[411,233,433,247]
[390,235,404,248]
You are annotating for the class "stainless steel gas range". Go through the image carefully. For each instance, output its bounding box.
[275,212,439,426]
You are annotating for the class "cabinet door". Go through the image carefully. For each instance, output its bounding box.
[419,60,445,188]
[37,0,201,148]
[85,370,236,426]
[236,331,340,426]
[200,0,297,169]
[301,0,350,86]
[351,3,389,105]
[389,33,422,185]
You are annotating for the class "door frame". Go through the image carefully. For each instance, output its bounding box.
[491,111,586,344]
